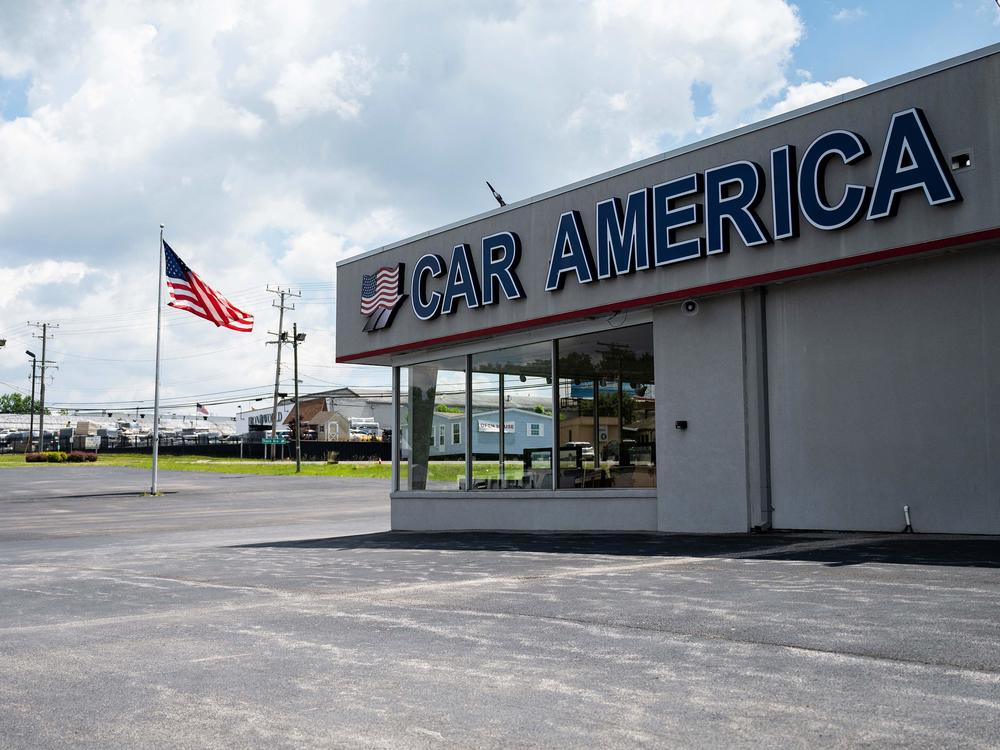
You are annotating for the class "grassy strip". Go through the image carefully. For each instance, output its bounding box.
[0,452,393,477]
[0,453,526,480]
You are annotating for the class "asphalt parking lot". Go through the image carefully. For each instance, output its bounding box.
[1,467,998,749]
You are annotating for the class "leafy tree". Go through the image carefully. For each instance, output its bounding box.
[571,394,636,421]
[0,393,48,415]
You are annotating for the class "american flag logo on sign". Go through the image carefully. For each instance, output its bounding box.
[360,263,406,332]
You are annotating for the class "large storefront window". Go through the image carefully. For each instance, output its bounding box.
[394,324,653,492]
[404,355,466,490]
[556,323,655,488]
[471,342,552,489]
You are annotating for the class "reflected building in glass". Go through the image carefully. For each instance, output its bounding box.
[399,325,655,492]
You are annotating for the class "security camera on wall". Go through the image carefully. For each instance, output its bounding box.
[681,299,699,317]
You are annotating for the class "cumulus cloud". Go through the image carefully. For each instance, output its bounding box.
[0,0,815,413]
[761,76,868,119]
[0,260,94,304]
[266,49,375,123]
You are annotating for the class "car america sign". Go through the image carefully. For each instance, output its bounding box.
[363,108,960,331]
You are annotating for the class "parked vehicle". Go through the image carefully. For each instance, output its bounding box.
[562,441,595,460]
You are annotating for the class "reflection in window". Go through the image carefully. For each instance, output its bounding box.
[395,325,653,492]
[405,355,466,490]
[557,323,655,488]
[396,367,408,491]
[471,342,553,489]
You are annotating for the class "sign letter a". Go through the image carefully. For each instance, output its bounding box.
[868,108,961,220]
[545,211,596,292]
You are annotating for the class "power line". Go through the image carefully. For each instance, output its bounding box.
[47,340,265,362]
[0,378,32,396]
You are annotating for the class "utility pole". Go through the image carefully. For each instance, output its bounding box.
[25,350,37,453]
[292,324,306,473]
[29,322,58,451]
[265,287,300,459]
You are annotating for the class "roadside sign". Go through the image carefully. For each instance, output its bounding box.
[261,437,288,445]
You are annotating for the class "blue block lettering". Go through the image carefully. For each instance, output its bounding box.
[481,232,525,304]
[653,173,704,266]
[545,211,596,291]
[770,145,798,240]
[798,130,870,231]
[411,253,445,321]
[705,161,770,254]
[595,189,651,279]
[868,108,961,220]
[441,243,482,314]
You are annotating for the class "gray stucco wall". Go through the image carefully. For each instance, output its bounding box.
[654,295,752,533]
[390,495,657,532]
[767,245,1000,533]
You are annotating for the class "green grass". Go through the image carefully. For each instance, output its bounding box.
[0,453,526,480]
[0,452,394,477]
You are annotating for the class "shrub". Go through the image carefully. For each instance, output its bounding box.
[67,451,98,463]
[25,451,67,463]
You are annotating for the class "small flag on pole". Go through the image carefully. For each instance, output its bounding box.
[196,403,209,416]
[163,241,254,332]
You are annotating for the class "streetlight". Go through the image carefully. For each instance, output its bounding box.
[25,351,36,453]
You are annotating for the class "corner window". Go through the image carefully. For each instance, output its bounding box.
[404,355,466,491]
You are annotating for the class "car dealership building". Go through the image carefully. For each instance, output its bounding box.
[336,44,1000,535]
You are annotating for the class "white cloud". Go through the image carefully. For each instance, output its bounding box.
[0,260,93,305]
[832,7,868,22]
[266,49,375,123]
[0,0,814,414]
[761,76,868,119]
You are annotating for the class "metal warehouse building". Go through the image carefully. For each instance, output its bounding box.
[335,45,1000,535]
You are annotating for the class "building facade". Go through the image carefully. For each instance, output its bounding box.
[335,45,1000,534]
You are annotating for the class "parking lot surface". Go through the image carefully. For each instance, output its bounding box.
[1,467,998,748]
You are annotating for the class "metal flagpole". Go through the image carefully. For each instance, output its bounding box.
[150,224,165,494]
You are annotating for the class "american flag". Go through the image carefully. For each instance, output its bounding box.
[164,241,254,332]
[360,265,403,315]
[196,402,209,415]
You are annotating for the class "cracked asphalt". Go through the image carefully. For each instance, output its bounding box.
[1,466,999,748]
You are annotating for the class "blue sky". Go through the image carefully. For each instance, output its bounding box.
[0,1,997,414]
[793,2,999,84]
